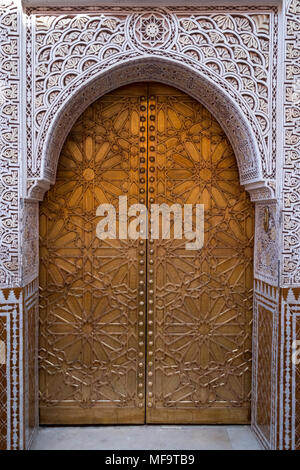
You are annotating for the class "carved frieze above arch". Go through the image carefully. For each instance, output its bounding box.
[24,5,279,202]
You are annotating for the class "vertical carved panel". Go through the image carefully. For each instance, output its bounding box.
[0,0,20,288]
[252,280,279,449]
[146,84,254,423]
[282,0,300,286]
[24,279,39,449]
[256,305,273,442]
[0,288,23,449]
[27,7,277,188]
[280,287,300,450]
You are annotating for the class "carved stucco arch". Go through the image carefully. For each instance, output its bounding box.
[26,55,272,202]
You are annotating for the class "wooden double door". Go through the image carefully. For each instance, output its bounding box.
[39,83,254,424]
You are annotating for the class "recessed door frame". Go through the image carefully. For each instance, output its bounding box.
[22,56,280,449]
[38,82,255,425]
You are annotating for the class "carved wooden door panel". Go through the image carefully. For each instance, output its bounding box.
[39,83,254,425]
[39,84,148,424]
[145,84,254,423]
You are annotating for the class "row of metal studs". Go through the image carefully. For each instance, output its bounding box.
[147,94,156,408]
[137,95,147,408]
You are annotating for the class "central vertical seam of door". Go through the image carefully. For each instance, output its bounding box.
[144,84,149,422]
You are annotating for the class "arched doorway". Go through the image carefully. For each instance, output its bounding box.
[39,82,254,425]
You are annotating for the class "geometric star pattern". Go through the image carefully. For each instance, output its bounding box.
[39,83,254,424]
[39,84,146,423]
[147,84,254,423]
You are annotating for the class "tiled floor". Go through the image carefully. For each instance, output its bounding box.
[31,425,263,450]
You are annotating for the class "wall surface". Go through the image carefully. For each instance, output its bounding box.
[0,0,299,450]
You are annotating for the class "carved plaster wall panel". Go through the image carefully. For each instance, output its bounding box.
[0,280,38,450]
[280,287,300,450]
[0,287,23,450]
[254,202,281,286]
[252,279,279,449]
[33,59,264,191]
[0,0,20,289]
[24,5,278,199]
[21,202,39,286]
[282,0,300,287]
[23,278,38,450]
[252,284,300,451]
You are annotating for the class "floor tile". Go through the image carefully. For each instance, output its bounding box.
[31,425,262,451]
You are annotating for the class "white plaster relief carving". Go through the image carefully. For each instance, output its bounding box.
[280,288,300,449]
[282,0,300,287]
[23,277,39,450]
[0,287,23,449]
[24,6,278,196]
[0,0,20,288]
[254,202,280,286]
[252,279,279,450]
[29,57,265,198]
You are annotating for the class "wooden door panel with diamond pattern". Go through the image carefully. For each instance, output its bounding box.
[39,83,254,424]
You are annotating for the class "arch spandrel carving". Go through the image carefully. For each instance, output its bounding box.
[26,57,270,202]
[24,6,279,202]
